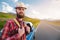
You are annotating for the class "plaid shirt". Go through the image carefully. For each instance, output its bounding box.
[2,18,27,40]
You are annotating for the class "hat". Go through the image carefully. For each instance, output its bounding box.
[15,2,27,9]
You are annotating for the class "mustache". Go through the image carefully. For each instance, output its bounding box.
[19,12,24,14]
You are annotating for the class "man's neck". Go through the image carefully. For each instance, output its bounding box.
[16,17,23,21]
[19,18,23,21]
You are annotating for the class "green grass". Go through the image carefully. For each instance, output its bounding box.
[0,21,6,30]
[0,12,40,30]
[0,12,16,18]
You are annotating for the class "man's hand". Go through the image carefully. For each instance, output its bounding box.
[18,27,25,37]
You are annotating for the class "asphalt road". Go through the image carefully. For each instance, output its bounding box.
[35,21,60,40]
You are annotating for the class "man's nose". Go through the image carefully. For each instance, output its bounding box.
[20,10,23,12]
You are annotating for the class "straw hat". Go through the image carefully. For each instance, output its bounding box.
[15,2,27,9]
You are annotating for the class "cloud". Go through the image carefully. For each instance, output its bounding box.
[25,0,60,20]
[1,0,60,20]
[11,0,18,3]
[1,2,15,13]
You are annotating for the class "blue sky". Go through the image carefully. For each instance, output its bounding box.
[0,0,42,13]
[0,0,60,20]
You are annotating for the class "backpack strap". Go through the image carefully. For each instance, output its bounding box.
[13,18,21,28]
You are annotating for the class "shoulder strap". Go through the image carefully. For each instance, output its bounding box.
[13,18,21,28]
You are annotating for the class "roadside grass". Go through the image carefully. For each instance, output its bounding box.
[0,12,40,30]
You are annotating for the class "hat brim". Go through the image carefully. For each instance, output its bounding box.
[15,7,27,9]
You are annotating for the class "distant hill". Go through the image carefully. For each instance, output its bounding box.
[0,12,40,30]
[47,20,60,26]
[0,12,16,18]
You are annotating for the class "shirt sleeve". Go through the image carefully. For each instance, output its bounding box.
[2,21,10,40]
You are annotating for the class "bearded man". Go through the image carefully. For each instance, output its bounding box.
[2,2,31,40]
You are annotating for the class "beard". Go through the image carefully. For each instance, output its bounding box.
[17,13,25,18]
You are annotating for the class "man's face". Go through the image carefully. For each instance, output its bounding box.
[16,7,25,18]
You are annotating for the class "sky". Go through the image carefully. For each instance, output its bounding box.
[0,0,60,20]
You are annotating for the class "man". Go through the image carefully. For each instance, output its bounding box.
[2,2,30,40]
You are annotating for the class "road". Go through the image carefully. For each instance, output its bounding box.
[35,21,60,40]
